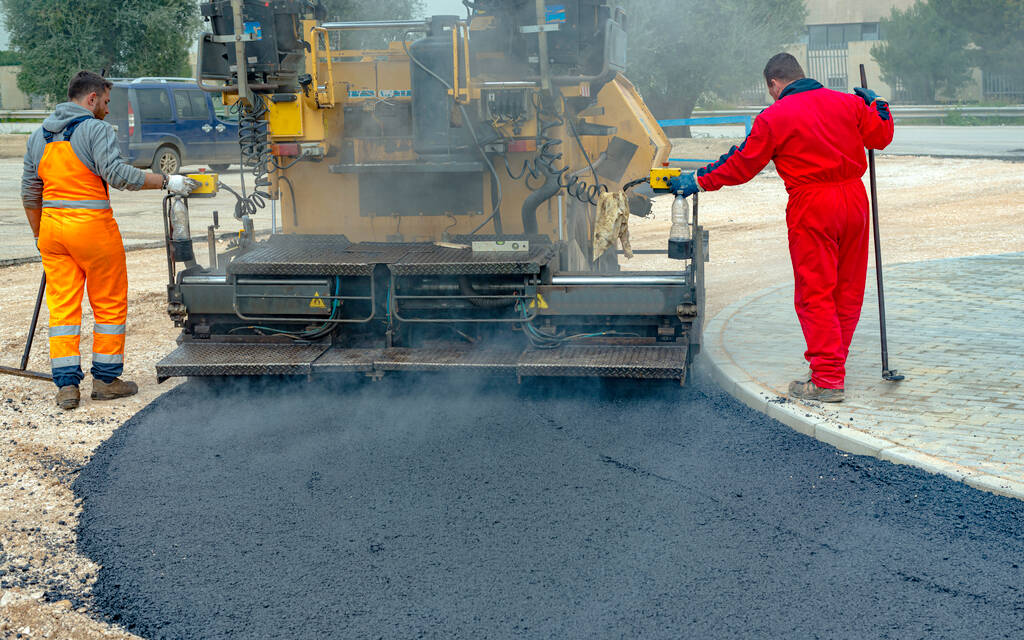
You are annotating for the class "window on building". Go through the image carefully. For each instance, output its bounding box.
[808,25,828,50]
[844,24,862,44]
[808,22,883,49]
[827,25,846,48]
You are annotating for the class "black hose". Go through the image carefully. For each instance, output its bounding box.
[458,276,515,309]
[520,158,560,235]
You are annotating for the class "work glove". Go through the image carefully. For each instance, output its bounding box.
[166,174,200,196]
[854,87,891,121]
[667,172,701,198]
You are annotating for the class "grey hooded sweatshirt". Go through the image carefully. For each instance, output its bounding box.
[21,102,146,210]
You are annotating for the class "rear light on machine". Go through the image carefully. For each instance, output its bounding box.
[273,143,300,157]
[507,139,537,153]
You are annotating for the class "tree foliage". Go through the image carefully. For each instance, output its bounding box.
[620,0,806,121]
[1,0,199,102]
[871,1,971,103]
[930,0,1024,79]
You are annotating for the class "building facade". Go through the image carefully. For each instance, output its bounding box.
[798,0,915,99]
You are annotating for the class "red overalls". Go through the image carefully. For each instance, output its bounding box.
[696,79,894,389]
[36,117,128,387]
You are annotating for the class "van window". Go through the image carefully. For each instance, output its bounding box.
[137,88,173,122]
[108,87,129,122]
[175,90,210,120]
[213,99,239,123]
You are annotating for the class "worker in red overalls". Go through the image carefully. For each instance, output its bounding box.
[669,53,894,402]
[22,71,196,410]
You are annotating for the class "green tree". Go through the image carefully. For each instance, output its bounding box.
[871,1,971,103]
[931,0,1024,81]
[1,0,199,102]
[620,0,806,122]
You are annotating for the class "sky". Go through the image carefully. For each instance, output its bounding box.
[422,0,467,17]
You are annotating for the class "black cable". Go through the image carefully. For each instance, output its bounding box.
[280,175,298,226]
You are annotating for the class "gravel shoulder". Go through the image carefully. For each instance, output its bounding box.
[1,154,1022,637]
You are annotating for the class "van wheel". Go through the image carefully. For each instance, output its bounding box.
[209,164,231,173]
[152,146,181,174]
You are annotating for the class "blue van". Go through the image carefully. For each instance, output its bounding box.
[107,77,239,174]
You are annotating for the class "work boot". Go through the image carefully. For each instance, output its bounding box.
[788,379,844,403]
[55,385,80,411]
[91,378,139,401]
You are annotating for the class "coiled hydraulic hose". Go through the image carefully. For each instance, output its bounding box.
[501,95,609,209]
[230,94,273,220]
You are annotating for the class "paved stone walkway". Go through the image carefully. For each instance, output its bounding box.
[703,253,1024,498]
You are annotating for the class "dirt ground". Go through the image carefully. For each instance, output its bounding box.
[0,154,1022,638]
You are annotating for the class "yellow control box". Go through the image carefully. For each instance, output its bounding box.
[649,167,682,192]
[187,173,218,198]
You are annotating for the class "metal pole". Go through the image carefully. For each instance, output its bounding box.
[860,64,903,382]
[19,272,46,370]
[534,0,552,92]
[1,270,52,381]
[230,0,250,104]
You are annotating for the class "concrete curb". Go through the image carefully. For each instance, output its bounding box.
[702,287,1024,501]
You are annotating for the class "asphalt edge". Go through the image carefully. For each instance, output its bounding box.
[701,285,1024,501]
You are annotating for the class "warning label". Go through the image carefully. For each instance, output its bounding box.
[309,292,328,310]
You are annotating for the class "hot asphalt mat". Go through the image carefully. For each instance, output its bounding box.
[71,373,1024,638]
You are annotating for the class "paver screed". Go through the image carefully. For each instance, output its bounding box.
[703,253,1024,498]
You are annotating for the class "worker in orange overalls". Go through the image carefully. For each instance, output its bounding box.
[669,54,894,403]
[22,71,197,410]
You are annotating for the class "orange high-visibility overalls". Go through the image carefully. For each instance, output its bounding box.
[36,116,127,387]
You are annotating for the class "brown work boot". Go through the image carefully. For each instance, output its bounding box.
[55,385,80,411]
[788,379,844,403]
[91,378,139,401]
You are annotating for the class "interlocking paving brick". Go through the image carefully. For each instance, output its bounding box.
[704,253,1024,498]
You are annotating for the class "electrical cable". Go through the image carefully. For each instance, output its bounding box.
[499,93,609,207]
[280,175,299,226]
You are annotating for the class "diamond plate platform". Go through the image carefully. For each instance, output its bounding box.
[156,343,329,378]
[227,236,553,278]
[157,342,690,382]
[388,243,557,276]
[310,348,382,373]
[373,346,522,372]
[229,235,418,276]
[517,344,689,381]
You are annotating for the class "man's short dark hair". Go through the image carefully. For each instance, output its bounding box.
[763,53,805,84]
[67,71,112,101]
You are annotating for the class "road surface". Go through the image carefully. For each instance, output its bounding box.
[73,372,1024,639]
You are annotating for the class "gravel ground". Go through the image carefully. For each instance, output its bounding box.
[0,154,1022,637]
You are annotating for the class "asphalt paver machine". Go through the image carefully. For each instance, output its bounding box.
[156,0,708,384]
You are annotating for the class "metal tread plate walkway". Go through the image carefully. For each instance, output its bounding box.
[157,342,689,381]
[227,235,556,277]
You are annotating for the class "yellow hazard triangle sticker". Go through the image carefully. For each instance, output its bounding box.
[528,294,548,309]
[309,292,328,310]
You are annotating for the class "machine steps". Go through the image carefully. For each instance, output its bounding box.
[157,342,689,383]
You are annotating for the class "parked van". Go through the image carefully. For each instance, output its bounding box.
[107,77,239,174]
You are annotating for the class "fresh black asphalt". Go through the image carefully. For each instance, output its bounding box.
[72,370,1024,639]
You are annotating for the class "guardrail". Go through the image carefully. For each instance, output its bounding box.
[0,110,50,119]
[683,105,1024,120]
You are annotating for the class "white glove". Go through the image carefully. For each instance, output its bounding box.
[167,174,200,196]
